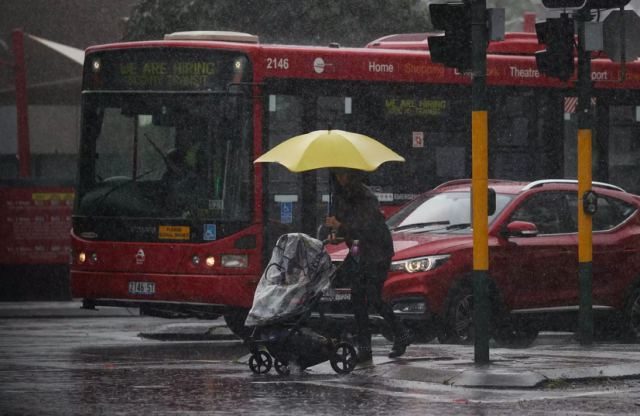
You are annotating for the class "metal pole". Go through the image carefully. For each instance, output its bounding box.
[576,9,593,346]
[471,0,490,364]
[12,29,31,178]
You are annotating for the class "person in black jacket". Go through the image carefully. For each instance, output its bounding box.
[324,168,413,363]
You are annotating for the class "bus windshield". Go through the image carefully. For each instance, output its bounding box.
[76,92,252,225]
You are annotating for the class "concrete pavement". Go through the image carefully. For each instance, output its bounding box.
[2,301,640,388]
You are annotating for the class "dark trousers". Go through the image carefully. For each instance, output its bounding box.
[349,257,404,349]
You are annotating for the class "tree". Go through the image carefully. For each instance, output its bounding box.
[123,0,429,46]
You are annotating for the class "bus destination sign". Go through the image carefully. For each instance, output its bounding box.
[385,98,448,117]
[117,61,217,89]
[83,48,249,91]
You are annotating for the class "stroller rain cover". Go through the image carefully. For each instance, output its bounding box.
[245,233,336,327]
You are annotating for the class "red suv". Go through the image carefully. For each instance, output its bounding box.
[328,179,640,347]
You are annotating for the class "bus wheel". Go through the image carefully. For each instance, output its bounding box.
[224,309,251,339]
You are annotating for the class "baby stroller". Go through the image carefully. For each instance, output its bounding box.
[244,233,357,375]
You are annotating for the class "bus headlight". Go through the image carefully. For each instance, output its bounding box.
[390,255,450,273]
[78,252,87,264]
[205,256,215,267]
[221,254,248,268]
[91,57,101,73]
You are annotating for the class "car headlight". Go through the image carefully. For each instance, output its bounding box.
[390,254,450,273]
[392,300,427,314]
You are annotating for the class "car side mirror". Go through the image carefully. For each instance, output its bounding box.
[502,221,538,238]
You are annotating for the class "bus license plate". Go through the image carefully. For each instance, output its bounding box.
[128,281,155,295]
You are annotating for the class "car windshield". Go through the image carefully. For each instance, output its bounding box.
[387,191,513,233]
[76,92,252,222]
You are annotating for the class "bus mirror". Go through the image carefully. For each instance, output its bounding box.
[488,187,496,216]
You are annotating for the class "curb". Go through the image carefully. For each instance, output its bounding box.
[365,355,640,388]
[139,323,240,341]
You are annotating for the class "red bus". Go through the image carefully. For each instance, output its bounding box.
[0,179,74,300]
[1,30,77,301]
[70,31,640,335]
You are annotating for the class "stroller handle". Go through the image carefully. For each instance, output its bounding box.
[322,237,345,246]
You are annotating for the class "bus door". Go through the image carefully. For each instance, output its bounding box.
[263,92,353,253]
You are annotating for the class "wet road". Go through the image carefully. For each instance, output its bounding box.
[2,314,640,415]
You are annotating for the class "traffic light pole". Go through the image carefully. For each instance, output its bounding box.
[471,0,490,364]
[576,8,593,346]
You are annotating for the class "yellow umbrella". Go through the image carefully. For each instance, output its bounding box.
[254,129,405,172]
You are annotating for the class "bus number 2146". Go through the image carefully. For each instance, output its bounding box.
[267,57,289,70]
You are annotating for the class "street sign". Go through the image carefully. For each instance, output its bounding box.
[603,10,640,62]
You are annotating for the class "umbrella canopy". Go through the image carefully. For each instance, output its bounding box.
[254,129,405,172]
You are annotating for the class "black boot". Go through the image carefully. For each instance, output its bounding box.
[357,345,373,365]
[388,330,414,358]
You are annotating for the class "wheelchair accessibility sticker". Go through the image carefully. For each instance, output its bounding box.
[204,224,217,241]
[281,202,292,224]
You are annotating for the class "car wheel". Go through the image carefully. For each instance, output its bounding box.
[439,283,474,344]
[623,286,640,341]
[224,309,251,340]
[493,319,539,348]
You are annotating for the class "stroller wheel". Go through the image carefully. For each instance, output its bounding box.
[249,351,272,374]
[274,359,290,376]
[330,342,357,374]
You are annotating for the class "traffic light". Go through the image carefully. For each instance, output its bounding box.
[535,14,575,81]
[427,2,472,71]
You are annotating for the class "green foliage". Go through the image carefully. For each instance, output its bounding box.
[123,0,428,46]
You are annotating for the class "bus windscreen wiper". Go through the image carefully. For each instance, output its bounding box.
[391,221,450,232]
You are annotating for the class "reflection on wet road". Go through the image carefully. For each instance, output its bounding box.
[2,316,640,415]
